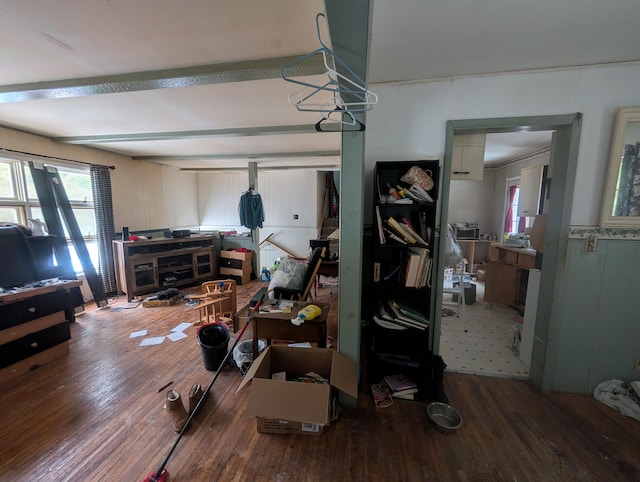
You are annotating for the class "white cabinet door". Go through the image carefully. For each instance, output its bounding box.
[451,134,485,181]
[518,164,544,217]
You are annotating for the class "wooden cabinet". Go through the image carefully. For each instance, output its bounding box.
[113,236,216,301]
[458,240,491,273]
[0,280,81,383]
[484,244,536,311]
[367,160,439,400]
[518,164,544,217]
[219,249,254,285]
[451,133,486,181]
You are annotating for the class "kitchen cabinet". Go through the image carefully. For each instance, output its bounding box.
[518,164,544,217]
[451,133,486,181]
[484,244,536,311]
[113,236,216,301]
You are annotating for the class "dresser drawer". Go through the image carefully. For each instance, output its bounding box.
[0,311,65,345]
[219,257,245,269]
[0,322,71,369]
[0,291,70,331]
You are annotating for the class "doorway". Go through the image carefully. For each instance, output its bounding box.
[433,114,582,391]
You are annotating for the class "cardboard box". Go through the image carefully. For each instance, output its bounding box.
[237,346,358,435]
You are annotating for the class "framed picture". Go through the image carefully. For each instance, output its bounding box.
[600,107,640,228]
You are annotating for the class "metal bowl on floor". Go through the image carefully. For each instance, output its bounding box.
[427,402,462,434]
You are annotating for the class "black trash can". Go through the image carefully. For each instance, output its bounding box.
[197,323,230,371]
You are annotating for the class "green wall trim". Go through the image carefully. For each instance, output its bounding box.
[569,226,640,240]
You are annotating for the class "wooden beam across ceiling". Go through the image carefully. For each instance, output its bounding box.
[0,55,325,103]
[53,124,321,144]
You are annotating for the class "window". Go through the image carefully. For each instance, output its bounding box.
[504,178,534,237]
[0,158,98,274]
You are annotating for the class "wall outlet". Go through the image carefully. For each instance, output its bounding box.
[634,357,640,373]
[584,234,597,252]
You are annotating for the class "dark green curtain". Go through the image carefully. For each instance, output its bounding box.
[90,165,117,294]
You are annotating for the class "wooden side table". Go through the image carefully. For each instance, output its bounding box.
[252,302,329,359]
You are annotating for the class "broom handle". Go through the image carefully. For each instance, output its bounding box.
[151,295,265,481]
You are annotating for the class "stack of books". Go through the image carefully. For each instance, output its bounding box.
[383,373,418,400]
[373,299,430,331]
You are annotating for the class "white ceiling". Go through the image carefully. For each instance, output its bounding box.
[1,0,639,170]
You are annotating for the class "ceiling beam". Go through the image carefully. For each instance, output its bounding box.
[133,150,340,161]
[0,55,325,103]
[53,124,321,144]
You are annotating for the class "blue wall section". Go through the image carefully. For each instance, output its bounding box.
[552,238,640,393]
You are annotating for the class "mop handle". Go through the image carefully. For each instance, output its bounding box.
[150,294,265,481]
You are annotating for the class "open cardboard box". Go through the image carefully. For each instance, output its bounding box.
[237,345,358,435]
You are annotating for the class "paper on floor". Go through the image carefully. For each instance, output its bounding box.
[139,336,165,346]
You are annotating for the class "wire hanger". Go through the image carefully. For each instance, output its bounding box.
[315,107,365,132]
[280,13,378,116]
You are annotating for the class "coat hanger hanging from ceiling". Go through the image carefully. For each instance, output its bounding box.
[315,107,365,132]
[280,13,378,116]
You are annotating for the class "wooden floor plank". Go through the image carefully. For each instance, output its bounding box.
[1,279,639,481]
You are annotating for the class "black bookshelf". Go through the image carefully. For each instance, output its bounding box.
[365,160,440,402]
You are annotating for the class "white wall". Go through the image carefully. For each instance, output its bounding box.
[366,63,640,226]
[195,169,321,268]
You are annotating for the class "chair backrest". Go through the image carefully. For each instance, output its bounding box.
[300,247,324,300]
[201,279,237,315]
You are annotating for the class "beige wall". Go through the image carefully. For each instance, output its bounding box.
[1,126,199,232]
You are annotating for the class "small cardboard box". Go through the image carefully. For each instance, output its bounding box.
[237,346,358,435]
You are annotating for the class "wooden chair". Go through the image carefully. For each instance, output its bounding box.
[269,247,324,301]
[192,279,237,330]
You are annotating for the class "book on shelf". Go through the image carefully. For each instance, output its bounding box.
[407,183,434,203]
[392,391,416,400]
[396,301,430,325]
[373,262,381,283]
[384,299,429,330]
[378,300,426,331]
[403,247,429,288]
[386,217,417,244]
[401,217,428,246]
[383,226,407,245]
[375,205,386,244]
[404,249,422,287]
[383,373,418,393]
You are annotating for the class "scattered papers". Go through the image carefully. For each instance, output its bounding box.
[139,336,165,346]
[167,331,188,342]
[124,300,142,309]
[172,322,192,332]
[129,329,148,338]
[111,307,124,312]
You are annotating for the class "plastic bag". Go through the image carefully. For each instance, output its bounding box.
[445,224,463,266]
[593,379,640,421]
[267,257,306,298]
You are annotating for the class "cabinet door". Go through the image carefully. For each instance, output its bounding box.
[451,134,485,181]
[484,262,519,305]
[130,258,158,292]
[194,249,214,278]
[518,164,544,217]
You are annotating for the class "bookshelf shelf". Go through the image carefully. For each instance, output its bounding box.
[366,160,440,401]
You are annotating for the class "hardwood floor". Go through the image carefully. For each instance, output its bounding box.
[1,279,639,481]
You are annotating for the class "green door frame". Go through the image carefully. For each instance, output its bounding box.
[435,114,582,392]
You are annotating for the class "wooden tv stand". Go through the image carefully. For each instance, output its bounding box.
[113,236,217,301]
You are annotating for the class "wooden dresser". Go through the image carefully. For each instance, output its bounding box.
[0,280,81,383]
